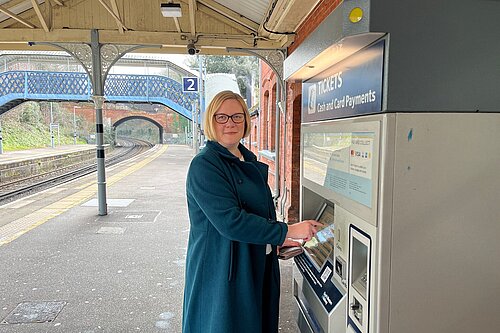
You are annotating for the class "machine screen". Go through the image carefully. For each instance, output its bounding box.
[303,203,335,271]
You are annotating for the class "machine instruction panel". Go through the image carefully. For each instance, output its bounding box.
[303,131,375,208]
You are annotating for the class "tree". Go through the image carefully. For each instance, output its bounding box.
[186,55,259,104]
[18,102,43,125]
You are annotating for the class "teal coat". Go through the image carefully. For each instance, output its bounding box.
[182,141,288,333]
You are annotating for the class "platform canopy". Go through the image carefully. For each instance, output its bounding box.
[0,0,321,54]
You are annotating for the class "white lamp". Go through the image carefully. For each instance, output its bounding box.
[161,3,182,17]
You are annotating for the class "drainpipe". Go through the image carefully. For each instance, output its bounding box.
[257,61,262,158]
[279,84,288,219]
[273,80,281,205]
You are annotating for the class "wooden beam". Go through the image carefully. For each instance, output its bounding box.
[0,28,91,43]
[46,0,53,31]
[0,28,288,50]
[173,17,182,33]
[97,0,128,32]
[188,0,196,37]
[51,0,64,6]
[164,0,182,33]
[198,0,259,32]
[197,3,254,35]
[31,0,49,32]
[109,0,124,34]
[0,5,36,28]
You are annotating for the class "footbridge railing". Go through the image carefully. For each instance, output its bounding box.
[0,71,199,119]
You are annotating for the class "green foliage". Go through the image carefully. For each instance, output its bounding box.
[170,114,189,133]
[1,101,91,151]
[104,126,116,147]
[18,102,44,124]
[1,101,185,151]
[2,121,85,151]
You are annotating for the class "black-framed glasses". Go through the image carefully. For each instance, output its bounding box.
[213,113,245,124]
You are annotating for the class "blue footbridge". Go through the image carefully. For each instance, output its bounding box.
[0,71,199,120]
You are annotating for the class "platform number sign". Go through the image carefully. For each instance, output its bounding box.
[183,77,199,92]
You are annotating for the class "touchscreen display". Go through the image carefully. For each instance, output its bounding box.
[303,203,335,271]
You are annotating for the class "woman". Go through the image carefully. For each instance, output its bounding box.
[182,90,321,333]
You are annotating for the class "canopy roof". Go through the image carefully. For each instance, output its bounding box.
[0,0,321,54]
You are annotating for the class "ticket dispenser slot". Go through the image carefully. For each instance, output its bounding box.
[348,227,371,333]
[294,190,347,333]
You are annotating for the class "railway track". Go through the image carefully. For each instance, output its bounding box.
[0,138,154,205]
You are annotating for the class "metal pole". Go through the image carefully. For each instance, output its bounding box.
[198,55,206,145]
[198,55,205,115]
[91,29,108,216]
[0,116,3,154]
[50,102,55,148]
[73,106,78,144]
[192,104,196,150]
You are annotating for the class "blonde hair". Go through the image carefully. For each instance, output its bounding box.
[203,90,251,141]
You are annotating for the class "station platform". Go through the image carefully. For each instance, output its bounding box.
[0,144,98,185]
[0,144,95,165]
[0,144,299,332]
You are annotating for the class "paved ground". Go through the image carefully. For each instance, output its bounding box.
[0,144,299,332]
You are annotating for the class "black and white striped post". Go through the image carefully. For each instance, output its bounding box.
[91,30,107,216]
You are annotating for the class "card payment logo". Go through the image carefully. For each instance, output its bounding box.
[308,84,317,114]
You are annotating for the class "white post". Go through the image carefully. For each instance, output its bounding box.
[50,102,55,148]
[191,103,196,149]
[73,105,80,144]
[0,116,3,154]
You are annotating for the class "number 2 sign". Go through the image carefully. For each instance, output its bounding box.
[182,77,199,92]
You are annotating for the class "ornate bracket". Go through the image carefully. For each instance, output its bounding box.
[91,95,106,109]
[29,40,159,93]
[226,47,286,83]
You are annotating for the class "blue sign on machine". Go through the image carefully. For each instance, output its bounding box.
[182,77,199,92]
[302,39,385,122]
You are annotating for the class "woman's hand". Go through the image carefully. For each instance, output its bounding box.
[277,238,302,255]
[281,238,302,248]
[286,220,323,242]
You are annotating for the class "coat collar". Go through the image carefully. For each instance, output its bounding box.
[206,140,257,162]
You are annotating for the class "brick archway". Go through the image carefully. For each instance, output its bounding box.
[113,115,164,144]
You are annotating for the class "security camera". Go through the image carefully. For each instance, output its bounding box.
[187,43,199,55]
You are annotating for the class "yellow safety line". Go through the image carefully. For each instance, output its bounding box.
[0,145,169,247]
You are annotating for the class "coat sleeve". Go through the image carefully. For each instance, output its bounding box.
[187,155,288,246]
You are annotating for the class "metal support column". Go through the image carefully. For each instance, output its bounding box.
[192,103,199,154]
[28,36,159,216]
[198,55,205,145]
[91,30,107,216]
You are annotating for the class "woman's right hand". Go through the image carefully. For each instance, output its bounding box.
[286,220,323,242]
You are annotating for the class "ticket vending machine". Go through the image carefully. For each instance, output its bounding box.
[292,36,500,333]
[294,118,381,333]
[293,38,385,333]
